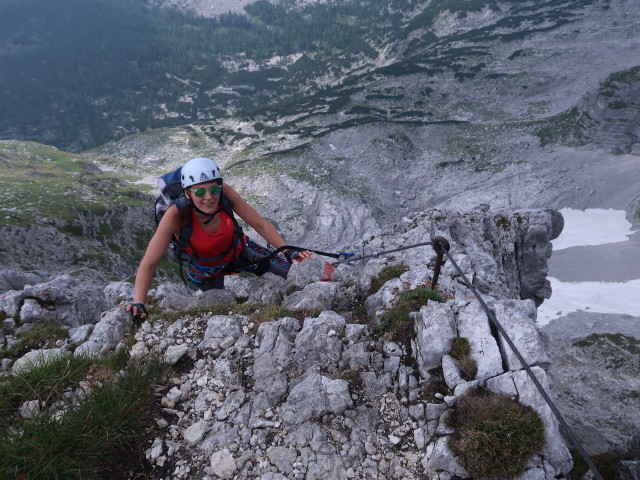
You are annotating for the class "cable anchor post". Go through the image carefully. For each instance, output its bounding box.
[431,236,451,290]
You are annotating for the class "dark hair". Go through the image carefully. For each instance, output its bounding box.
[178,203,192,228]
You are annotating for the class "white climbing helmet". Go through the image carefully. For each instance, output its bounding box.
[181,157,222,188]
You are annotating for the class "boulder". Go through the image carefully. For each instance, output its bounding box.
[0,269,43,295]
[0,274,109,328]
[456,300,504,381]
[198,315,244,350]
[293,311,345,373]
[421,436,469,478]
[412,302,457,378]
[253,317,300,403]
[494,304,550,371]
[282,281,347,311]
[13,348,64,374]
[153,282,235,311]
[280,373,352,426]
[210,449,237,479]
[74,307,133,357]
[103,281,134,306]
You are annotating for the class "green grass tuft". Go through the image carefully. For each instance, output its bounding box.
[448,389,545,479]
[450,336,478,380]
[377,287,443,348]
[0,353,169,480]
[369,265,410,294]
[0,323,68,360]
[572,333,640,369]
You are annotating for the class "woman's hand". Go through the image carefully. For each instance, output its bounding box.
[286,250,312,263]
[124,302,148,320]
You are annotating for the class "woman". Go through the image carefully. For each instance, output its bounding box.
[126,157,310,319]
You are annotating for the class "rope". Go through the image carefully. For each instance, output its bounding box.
[441,245,604,480]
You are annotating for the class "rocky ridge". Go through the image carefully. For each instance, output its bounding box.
[1,207,601,479]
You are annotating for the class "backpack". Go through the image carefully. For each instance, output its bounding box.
[155,167,247,283]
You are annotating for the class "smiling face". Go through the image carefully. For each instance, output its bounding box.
[185,180,222,214]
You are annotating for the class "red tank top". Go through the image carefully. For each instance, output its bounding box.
[188,209,242,266]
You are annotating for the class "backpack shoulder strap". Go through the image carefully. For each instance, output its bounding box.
[174,196,192,247]
[220,192,244,235]
[219,193,234,218]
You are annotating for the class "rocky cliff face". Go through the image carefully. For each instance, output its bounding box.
[2,207,591,479]
[0,204,153,280]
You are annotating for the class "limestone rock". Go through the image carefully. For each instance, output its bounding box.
[253,317,300,403]
[103,281,134,305]
[198,315,244,350]
[1,274,109,328]
[13,348,64,374]
[494,304,550,371]
[0,269,43,295]
[280,373,352,426]
[282,281,346,311]
[74,307,133,357]
[164,343,189,365]
[293,311,345,373]
[456,300,503,380]
[184,419,208,445]
[422,436,469,478]
[210,449,237,479]
[513,367,572,476]
[413,302,457,378]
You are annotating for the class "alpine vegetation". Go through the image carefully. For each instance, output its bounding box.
[1,207,583,479]
[0,352,169,479]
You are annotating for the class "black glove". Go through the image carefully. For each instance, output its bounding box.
[126,302,148,320]
[284,250,300,264]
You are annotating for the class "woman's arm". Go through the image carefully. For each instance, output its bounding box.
[224,185,311,260]
[131,205,180,308]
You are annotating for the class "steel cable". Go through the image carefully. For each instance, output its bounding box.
[441,247,604,480]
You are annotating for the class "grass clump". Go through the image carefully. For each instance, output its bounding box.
[0,323,68,359]
[0,352,169,480]
[151,302,319,330]
[572,333,640,369]
[369,264,410,294]
[448,389,545,479]
[378,287,443,347]
[450,336,478,381]
[568,449,626,480]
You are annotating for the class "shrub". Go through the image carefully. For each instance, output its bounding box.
[448,390,545,479]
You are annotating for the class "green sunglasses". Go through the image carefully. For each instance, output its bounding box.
[189,185,222,197]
